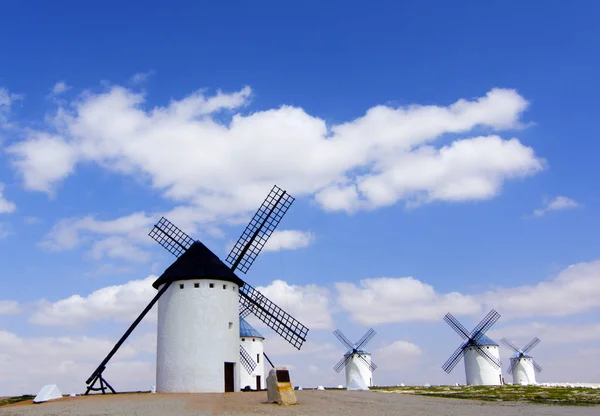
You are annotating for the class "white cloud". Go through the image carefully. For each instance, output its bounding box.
[481,260,600,318]
[0,300,20,315]
[88,236,152,263]
[130,71,155,84]
[263,230,315,252]
[489,322,600,346]
[533,195,580,217]
[0,330,155,396]
[336,260,600,325]
[51,81,71,95]
[374,340,422,370]
[0,183,16,214]
[0,87,22,128]
[336,277,481,325]
[6,132,79,194]
[255,280,334,330]
[7,85,542,216]
[39,211,155,253]
[29,275,158,327]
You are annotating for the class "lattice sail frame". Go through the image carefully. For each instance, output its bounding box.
[149,217,195,257]
[226,185,295,274]
[240,345,258,375]
[240,282,308,350]
[442,310,502,374]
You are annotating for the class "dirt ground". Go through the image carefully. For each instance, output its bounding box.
[1,390,598,416]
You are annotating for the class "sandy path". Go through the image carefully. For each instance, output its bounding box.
[1,390,597,416]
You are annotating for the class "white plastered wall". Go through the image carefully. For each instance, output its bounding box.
[156,279,240,393]
[464,345,503,386]
[239,336,265,390]
[345,353,373,390]
[511,358,537,385]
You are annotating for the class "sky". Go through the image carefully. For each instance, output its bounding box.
[1,0,600,395]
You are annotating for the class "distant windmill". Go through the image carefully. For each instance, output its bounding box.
[501,337,542,385]
[333,328,378,390]
[442,309,503,386]
[85,185,309,394]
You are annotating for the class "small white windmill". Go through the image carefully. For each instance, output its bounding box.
[442,310,503,386]
[333,328,378,390]
[239,317,266,390]
[501,337,542,385]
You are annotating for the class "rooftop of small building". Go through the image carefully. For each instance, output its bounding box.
[240,317,264,339]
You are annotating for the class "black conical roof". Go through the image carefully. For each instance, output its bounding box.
[152,241,245,289]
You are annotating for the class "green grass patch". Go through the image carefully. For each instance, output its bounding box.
[0,395,35,407]
[371,385,600,406]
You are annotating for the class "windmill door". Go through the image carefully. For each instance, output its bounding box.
[224,362,235,392]
[256,375,261,390]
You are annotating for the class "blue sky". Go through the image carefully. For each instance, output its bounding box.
[1,1,600,395]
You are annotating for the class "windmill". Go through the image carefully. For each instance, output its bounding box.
[442,309,503,386]
[501,337,542,385]
[333,328,378,390]
[85,185,309,394]
[239,317,266,390]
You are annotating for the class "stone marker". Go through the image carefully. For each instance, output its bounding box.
[266,367,297,406]
[33,384,63,403]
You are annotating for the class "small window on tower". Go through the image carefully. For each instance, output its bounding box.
[242,338,245,342]
[194,283,199,288]
[179,284,184,289]
[252,338,255,342]
[257,354,260,363]
[209,283,214,288]
[232,286,236,291]
[229,322,233,329]
[223,284,227,290]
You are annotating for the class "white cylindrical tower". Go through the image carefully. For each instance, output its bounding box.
[345,351,373,390]
[154,242,245,393]
[510,355,537,385]
[464,335,503,386]
[239,318,265,390]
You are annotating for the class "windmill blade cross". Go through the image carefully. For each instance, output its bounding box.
[355,328,377,350]
[149,217,195,257]
[444,313,471,340]
[470,309,501,341]
[442,342,467,373]
[239,282,309,350]
[501,337,520,353]
[226,185,295,274]
[240,345,258,375]
[522,337,541,353]
[533,360,543,373]
[333,355,352,373]
[333,329,354,350]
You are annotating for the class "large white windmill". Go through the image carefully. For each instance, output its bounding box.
[333,328,378,390]
[501,337,542,385]
[442,309,503,386]
[84,185,309,394]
